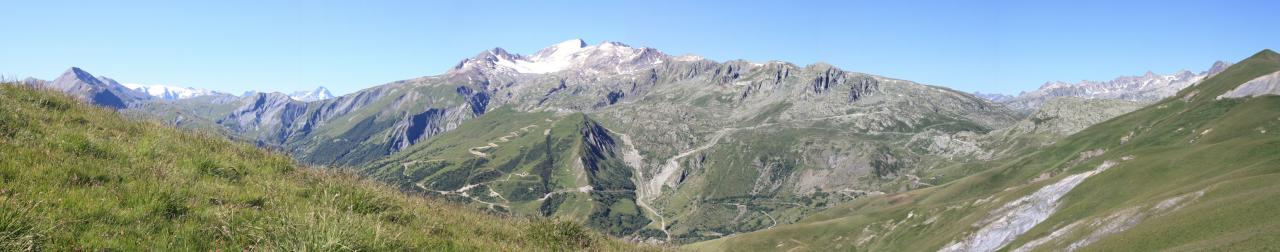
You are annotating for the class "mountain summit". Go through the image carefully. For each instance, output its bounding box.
[123,83,223,100]
[450,39,673,75]
[288,86,335,101]
[45,67,148,108]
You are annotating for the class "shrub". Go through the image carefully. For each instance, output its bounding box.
[65,167,116,187]
[60,134,112,159]
[153,192,190,220]
[525,219,593,250]
[191,158,246,182]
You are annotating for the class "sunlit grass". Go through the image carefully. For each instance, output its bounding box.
[0,84,655,251]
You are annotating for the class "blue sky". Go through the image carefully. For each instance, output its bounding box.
[3,0,1277,95]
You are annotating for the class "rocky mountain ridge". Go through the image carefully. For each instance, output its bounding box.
[37,39,1178,245]
[288,86,336,101]
[41,67,150,109]
[983,61,1231,112]
[691,49,1280,251]
[28,41,1265,248]
[450,39,673,75]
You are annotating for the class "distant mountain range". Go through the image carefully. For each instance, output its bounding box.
[972,92,1014,103]
[14,39,1278,250]
[695,49,1280,252]
[123,83,226,100]
[107,39,1018,243]
[978,61,1232,112]
[22,69,336,105]
[287,86,335,101]
[452,38,676,75]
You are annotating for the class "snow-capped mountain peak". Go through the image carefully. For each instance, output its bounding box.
[122,83,220,100]
[452,39,671,75]
[530,38,589,60]
[288,86,334,101]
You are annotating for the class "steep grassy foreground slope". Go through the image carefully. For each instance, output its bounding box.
[0,84,650,251]
[690,50,1280,251]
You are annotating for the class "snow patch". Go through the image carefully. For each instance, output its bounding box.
[485,39,668,74]
[123,83,221,100]
[288,86,335,101]
[674,55,704,61]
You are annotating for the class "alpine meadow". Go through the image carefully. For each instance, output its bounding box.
[4,1,1280,251]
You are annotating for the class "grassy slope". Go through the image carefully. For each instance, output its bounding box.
[0,84,651,251]
[591,75,1007,243]
[689,50,1280,251]
[654,125,912,243]
[361,107,652,237]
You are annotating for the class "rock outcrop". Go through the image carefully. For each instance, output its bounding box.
[218,92,308,143]
[1218,70,1280,99]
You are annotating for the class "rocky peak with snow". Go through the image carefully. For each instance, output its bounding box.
[529,38,589,60]
[123,83,223,100]
[288,86,335,102]
[1000,60,1233,112]
[450,39,671,75]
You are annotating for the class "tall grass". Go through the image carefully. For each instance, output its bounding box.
[0,84,655,251]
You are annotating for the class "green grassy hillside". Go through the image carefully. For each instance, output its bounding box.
[361,108,653,238]
[689,50,1280,251]
[0,84,651,251]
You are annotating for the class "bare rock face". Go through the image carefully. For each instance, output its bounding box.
[386,108,448,153]
[1218,70,1280,99]
[1005,97,1146,136]
[219,92,308,143]
[1206,60,1232,77]
[46,67,149,109]
[455,85,490,116]
[941,160,1118,252]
